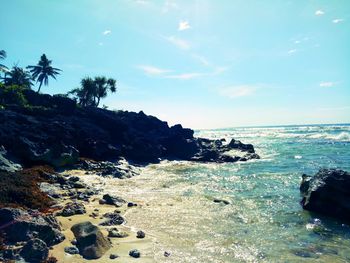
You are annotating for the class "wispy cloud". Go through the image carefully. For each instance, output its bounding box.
[320,81,336,87]
[98,42,104,46]
[102,30,112,35]
[332,18,344,24]
[165,73,202,80]
[165,36,190,50]
[287,49,297,54]
[137,65,171,76]
[191,54,210,66]
[178,20,191,31]
[315,10,325,16]
[219,85,257,99]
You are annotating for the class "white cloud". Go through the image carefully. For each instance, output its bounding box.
[103,30,112,35]
[98,42,104,46]
[165,36,190,50]
[191,54,210,66]
[165,73,202,80]
[294,40,300,44]
[287,49,297,54]
[178,20,191,31]
[137,65,171,75]
[320,81,335,87]
[219,85,257,99]
[332,18,344,24]
[315,10,325,16]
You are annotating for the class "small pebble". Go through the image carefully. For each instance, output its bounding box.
[164,251,171,257]
[110,254,119,259]
[129,249,141,258]
[136,230,145,238]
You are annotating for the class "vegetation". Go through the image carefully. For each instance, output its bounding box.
[0,83,28,106]
[27,54,61,93]
[0,166,55,211]
[0,49,7,73]
[2,66,32,88]
[68,76,117,107]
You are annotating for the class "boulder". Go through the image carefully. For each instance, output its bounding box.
[136,230,145,238]
[108,228,129,238]
[20,238,49,263]
[0,146,21,172]
[71,221,111,259]
[102,194,126,207]
[58,202,86,217]
[227,139,255,153]
[64,246,80,255]
[300,169,350,222]
[100,211,125,226]
[129,249,141,258]
[0,208,64,246]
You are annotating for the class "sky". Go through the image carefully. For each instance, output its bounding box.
[1,0,349,129]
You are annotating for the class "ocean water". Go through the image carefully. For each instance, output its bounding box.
[89,124,350,262]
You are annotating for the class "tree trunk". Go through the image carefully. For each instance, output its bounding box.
[37,82,42,93]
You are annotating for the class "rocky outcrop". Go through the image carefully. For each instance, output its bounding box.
[300,169,350,222]
[71,221,111,259]
[20,238,49,263]
[0,96,259,167]
[0,146,21,172]
[58,202,86,217]
[0,208,65,246]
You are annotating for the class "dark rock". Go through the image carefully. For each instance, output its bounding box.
[64,246,79,255]
[136,230,145,238]
[102,194,126,207]
[127,202,137,207]
[100,211,125,226]
[129,249,141,258]
[0,145,21,172]
[227,139,255,153]
[20,238,49,263]
[0,208,64,246]
[58,202,86,217]
[164,251,171,257]
[300,169,350,222]
[108,228,129,238]
[213,198,230,205]
[110,253,119,259]
[71,239,77,245]
[71,221,111,259]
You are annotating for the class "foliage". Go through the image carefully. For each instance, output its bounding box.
[2,66,32,88]
[68,76,117,107]
[27,54,61,93]
[0,84,28,106]
[0,49,7,73]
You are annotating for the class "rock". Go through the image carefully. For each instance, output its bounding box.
[129,249,141,258]
[71,239,77,245]
[0,145,21,172]
[39,182,62,199]
[108,228,129,238]
[213,198,230,205]
[20,238,49,263]
[300,169,350,222]
[100,212,125,226]
[58,202,86,217]
[64,246,79,255]
[127,202,137,207]
[164,251,171,257]
[110,254,119,259]
[227,139,255,153]
[71,221,111,259]
[0,208,64,246]
[102,194,126,207]
[136,230,145,238]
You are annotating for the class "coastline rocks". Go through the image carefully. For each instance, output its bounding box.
[300,169,350,222]
[227,139,255,153]
[71,221,111,259]
[102,194,126,207]
[64,246,80,255]
[100,211,125,226]
[20,238,49,263]
[0,146,22,172]
[0,208,65,246]
[136,230,145,238]
[129,249,141,258]
[108,228,129,238]
[58,202,86,217]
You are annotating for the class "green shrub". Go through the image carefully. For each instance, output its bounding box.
[0,84,28,106]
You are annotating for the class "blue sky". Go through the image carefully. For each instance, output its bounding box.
[1,0,349,128]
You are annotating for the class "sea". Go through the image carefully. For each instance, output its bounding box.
[90,124,350,262]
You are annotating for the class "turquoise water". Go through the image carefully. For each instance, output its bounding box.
[107,124,350,262]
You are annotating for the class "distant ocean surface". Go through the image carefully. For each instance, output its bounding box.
[100,124,350,262]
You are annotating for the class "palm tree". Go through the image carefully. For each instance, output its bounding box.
[3,66,32,88]
[0,50,8,73]
[68,76,117,107]
[27,54,61,93]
